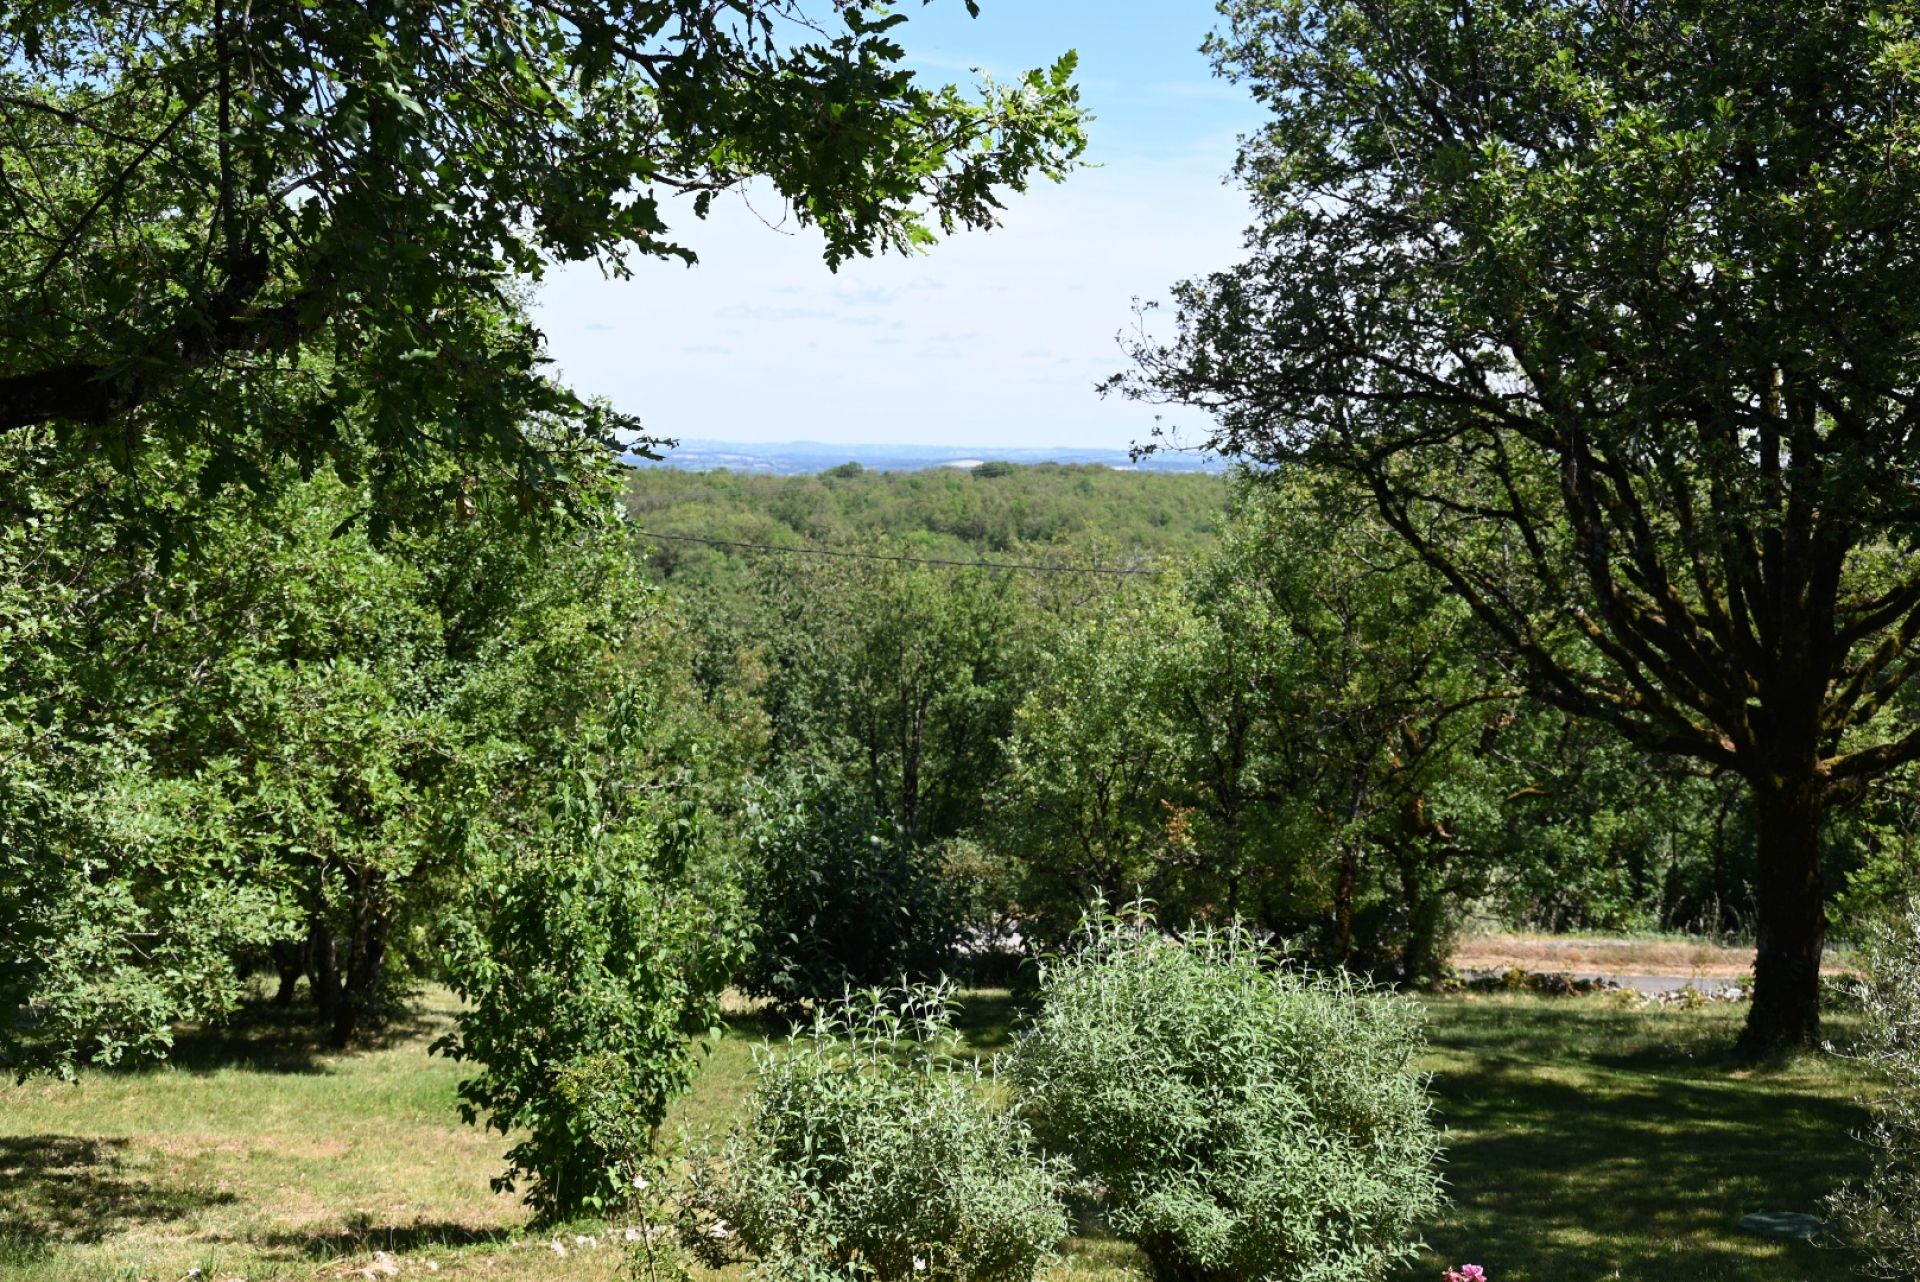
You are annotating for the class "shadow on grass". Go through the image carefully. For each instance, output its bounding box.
[106,1001,444,1077]
[1428,994,1867,1075]
[0,1134,236,1260]
[1397,997,1870,1282]
[260,1216,518,1261]
[720,1005,797,1044]
[953,989,1023,1052]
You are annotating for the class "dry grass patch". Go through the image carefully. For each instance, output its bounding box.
[1450,932,1854,979]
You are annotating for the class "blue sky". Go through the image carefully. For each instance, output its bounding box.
[535,2,1266,451]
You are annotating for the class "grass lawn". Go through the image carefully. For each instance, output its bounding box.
[1397,994,1869,1282]
[0,989,1873,1282]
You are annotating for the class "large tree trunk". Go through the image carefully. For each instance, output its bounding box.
[1739,782,1826,1055]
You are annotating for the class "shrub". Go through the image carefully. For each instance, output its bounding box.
[1829,902,1920,1275]
[1005,903,1444,1282]
[680,984,1067,1282]
[740,769,961,1012]
[434,733,745,1219]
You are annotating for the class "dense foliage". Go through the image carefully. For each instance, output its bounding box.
[0,404,735,1071]
[626,463,1224,582]
[434,691,745,1218]
[0,2,1083,521]
[737,770,960,1012]
[681,985,1067,1282]
[1119,0,1920,1050]
[0,385,761,1225]
[1007,905,1444,1282]
[632,462,1873,997]
[630,467,1168,1000]
[992,473,1505,975]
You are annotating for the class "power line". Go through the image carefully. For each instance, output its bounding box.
[632,529,1163,577]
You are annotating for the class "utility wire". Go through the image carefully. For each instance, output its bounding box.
[632,528,1163,577]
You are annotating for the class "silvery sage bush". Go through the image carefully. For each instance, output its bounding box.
[1006,904,1444,1282]
[679,983,1066,1282]
[1829,903,1920,1276]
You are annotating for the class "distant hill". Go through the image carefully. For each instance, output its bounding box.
[621,437,1225,476]
[623,458,1229,589]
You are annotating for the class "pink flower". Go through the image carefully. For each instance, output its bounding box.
[1444,1267,1486,1282]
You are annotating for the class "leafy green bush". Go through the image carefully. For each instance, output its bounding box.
[1005,904,1444,1282]
[434,694,746,1218]
[740,769,961,1012]
[1829,902,1920,1274]
[680,984,1067,1282]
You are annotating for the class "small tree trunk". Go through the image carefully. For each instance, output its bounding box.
[330,939,385,1048]
[1739,782,1826,1055]
[1396,850,1448,989]
[329,869,391,1049]
[1222,809,1242,920]
[1333,843,1358,966]
[308,915,341,1022]
[270,940,304,1006]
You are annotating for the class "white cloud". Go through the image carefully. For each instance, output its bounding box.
[534,149,1253,451]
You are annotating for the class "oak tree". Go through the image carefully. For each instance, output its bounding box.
[1123,0,1920,1048]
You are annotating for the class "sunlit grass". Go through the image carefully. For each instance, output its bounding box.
[0,986,1875,1281]
[1395,994,1870,1282]
[0,991,557,1282]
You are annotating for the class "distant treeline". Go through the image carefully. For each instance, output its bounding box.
[623,463,1920,1001]
[622,462,1227,583]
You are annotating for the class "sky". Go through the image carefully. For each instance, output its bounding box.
[533,2,1267,452]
